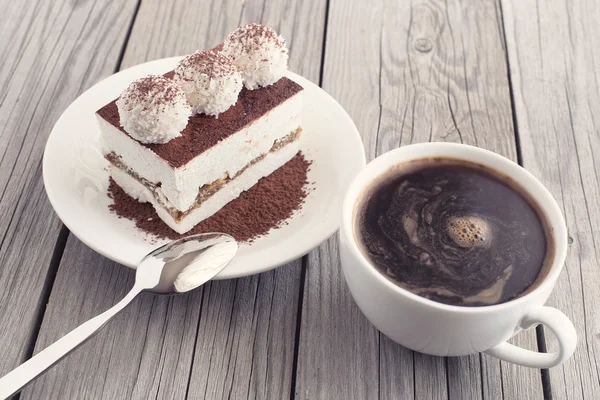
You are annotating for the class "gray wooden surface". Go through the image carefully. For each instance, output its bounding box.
[0,0,597,398]
[0,0,139,378]
[503,1,600,398]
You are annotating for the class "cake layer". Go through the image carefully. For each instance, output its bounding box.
[106,128,301,219]
[111,139,301,234]
[98,92,302,211]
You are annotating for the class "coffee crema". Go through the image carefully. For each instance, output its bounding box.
[355,158,553,307]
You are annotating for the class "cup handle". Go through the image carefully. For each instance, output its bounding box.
[484,306,577,368]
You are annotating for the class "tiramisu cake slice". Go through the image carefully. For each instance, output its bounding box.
[96,24,303,234]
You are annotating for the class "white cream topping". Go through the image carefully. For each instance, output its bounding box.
[222,23,289,90]
[116,75,191,144]
[174,50,242,117]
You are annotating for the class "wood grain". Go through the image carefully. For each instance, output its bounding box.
[0,0,138,377]
[121,0,325,81]
[294,0,382,396]
[295,0,544,398]
[21,0,326,398]
[296,238,381,399]
[502,0,600,398]
[186,262,302,400]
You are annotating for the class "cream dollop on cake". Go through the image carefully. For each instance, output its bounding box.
[222,23,289,90]
[174,50,243,116]
[116,75,191,144]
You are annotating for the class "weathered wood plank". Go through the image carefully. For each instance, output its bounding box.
[121,0,325,81]
[296,0,544,398]
[502,0,600,398]
[0,0,138,378]
[296,238,380,399]
[294,0,382,396]
[380,335,415,399]
[447,356,482,400]
[22,0,326,398]
[186,261,302,399]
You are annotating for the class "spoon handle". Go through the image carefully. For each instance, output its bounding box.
[0,285,143,399]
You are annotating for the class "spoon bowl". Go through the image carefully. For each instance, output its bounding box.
[139,233,237,294]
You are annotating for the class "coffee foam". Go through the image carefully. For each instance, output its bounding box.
[447,216,491,248]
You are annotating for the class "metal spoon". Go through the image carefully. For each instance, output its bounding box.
[0,233,237,399]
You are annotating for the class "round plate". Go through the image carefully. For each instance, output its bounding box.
[43,57,365,279]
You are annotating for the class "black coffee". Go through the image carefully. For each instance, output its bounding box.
[355,158,553,307]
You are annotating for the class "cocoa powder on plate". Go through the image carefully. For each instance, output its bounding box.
[108,153,312,243]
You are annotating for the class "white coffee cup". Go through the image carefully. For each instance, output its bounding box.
[339,142,576,368]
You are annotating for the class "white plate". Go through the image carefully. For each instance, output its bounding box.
[43,57,365,279]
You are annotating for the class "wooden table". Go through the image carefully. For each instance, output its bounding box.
[0,0,598,398]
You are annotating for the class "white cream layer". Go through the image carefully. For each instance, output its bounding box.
[111,140,300,234]
[98,92,302,211]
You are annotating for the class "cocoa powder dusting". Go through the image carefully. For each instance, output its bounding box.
[108,153,312,243]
